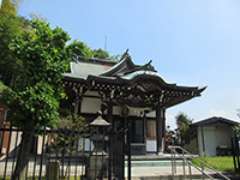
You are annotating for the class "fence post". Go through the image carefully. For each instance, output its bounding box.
[188,160,192,180]
[232,137,237,172]
[201,162,205,180]
[182,151,186,179]
[234,134,240,172]
[46,160,60,180]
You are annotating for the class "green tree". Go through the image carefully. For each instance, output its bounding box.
[0,80,8,93]
[0,0,18,15]
[175,113,192,145]
[66,41,115,61]
[2,19,70,179]
[66,40,93,61]
[93,48,110,59]
[0,0,27,87]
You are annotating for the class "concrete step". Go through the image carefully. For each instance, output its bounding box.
[124,165,225,179]
[130,154,196,161]
[130,175,222,180]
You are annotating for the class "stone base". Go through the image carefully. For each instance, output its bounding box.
[87,154,108,180]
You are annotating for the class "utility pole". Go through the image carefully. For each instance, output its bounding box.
[104,35,108,51]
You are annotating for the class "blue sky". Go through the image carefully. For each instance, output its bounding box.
[17,0,240,128]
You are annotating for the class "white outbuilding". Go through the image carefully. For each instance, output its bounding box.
[193,117,238,156]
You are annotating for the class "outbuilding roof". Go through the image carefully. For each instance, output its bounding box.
[192,117,239,127]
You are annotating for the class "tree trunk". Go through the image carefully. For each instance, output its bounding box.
[12,124,35,180]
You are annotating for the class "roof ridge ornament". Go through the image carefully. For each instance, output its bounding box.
[118,49,130,61]
[100,49,135,77]
[121,59,157,75]
[141,60,157,72]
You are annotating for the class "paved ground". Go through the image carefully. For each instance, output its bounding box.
[126,166,203,177]
[0,161,85,176]
[0,160,214,178]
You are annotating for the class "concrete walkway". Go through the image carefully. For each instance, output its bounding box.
[125,166,215,179]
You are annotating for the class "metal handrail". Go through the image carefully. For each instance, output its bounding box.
[169,145,231,180]
[188,161,215,180]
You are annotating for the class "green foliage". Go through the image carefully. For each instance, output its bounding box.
[3,83,60,127]
[175,112,192,145]
[66,41,113,61]
[58,113,87,131]
[0,81,7,93]
[0,0,18,16]
[233,124,240,137]
[0,12,28,87]
[49,115,88,153]
[93,48,110,59]
[3,19,70,128]
[66,40,93,60]
[0,10,115,129]
[0,81,9,105]
[9,20,70,87]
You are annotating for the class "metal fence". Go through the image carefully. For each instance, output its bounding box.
[0,125,128,180]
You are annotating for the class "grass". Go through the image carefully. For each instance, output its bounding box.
[192,156,234,173]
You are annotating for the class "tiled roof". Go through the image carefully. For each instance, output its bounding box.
[63,51,206,108]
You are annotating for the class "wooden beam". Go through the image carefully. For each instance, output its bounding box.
[107,101,113,180]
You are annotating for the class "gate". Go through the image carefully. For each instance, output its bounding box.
[0,125,131,179]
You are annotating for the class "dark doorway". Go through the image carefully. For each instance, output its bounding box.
[130,119,144,143]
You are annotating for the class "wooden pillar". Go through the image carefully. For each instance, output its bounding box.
[161,109,166,153]
[73,95,80,115]
[77,96,82,115]
[156,104,161,154]
[72,87,84,115]
[107,102,113,180]
[156,105,166,154]
[107,102,113,125]
[127,118,131,180]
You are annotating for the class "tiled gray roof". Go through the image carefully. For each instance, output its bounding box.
[66,61,113,79]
